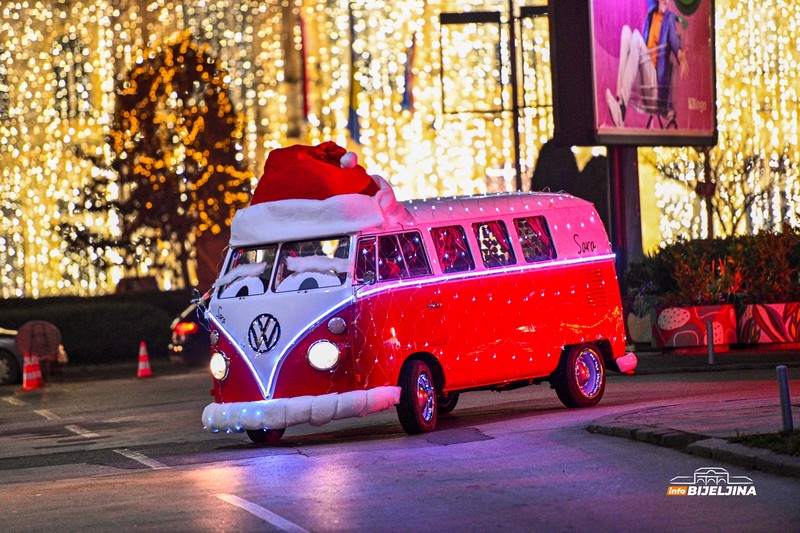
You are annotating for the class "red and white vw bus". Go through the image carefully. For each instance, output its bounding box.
[201,148,636,443]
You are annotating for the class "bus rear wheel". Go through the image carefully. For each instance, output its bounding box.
[246,428,285,444]
[552,343,605,408]
[396,359,438,434]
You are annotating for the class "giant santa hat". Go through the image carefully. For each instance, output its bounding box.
[229,142,408,246]
[250,141,379,205]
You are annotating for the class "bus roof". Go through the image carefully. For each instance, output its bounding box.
[400,192,592,227]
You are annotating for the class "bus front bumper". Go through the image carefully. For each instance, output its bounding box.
[202,386,402,433]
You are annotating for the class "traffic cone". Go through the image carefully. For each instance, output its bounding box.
[137,342,153,378]
[21,353,43,391]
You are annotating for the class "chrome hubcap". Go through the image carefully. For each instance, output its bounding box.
[416,371,435,422]
[574,349,602,398]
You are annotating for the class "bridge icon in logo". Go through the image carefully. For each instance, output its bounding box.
[670,467,753,486]
[667,466,757,496]
[248,313,280,353]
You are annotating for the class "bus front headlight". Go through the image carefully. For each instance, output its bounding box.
[307,340,340,371]
[210,351,230,381]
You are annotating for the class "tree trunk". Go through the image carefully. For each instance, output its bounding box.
[177,237,193,290]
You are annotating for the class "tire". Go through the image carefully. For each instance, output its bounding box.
[0,350,21,386]
[552,344,606,408]
[437,392,459,415]
[396,359,437,434]
[246,428,286,444]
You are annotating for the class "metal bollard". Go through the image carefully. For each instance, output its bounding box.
[776,365,793,432]
[706,320,714,365]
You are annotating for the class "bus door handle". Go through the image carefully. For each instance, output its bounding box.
[427,302,442,309]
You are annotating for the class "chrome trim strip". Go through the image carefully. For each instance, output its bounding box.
[357,253,617,299]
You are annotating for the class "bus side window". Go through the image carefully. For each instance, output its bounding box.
[377,232,431,281]
[355,237,377,283]
[398,232,431,277]
[378,235,404,280]
[472,221,516,268]
[430,225,475,273]
[514,216,557,262]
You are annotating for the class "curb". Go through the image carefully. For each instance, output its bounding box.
[586,423,800,479]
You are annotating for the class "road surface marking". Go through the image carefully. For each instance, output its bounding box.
[113,448,169,470]
[34,409,60,420]
[2,396,26,406]
[216,493,308,533]
[64,425,100,438]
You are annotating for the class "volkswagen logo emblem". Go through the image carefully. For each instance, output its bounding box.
[248,313,280,353]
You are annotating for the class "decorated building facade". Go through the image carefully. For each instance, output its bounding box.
[0,0,798,297]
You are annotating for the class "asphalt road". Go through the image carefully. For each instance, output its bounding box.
[1,369,799,532]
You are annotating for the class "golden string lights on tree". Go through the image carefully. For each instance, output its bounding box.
[652,0,800,242]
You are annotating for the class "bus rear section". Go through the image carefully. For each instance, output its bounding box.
[347,194,636,434]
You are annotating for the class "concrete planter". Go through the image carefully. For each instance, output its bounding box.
[653,304,737,348]
[737,303,800,344]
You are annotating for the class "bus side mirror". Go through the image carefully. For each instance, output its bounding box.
[361,271,376,285]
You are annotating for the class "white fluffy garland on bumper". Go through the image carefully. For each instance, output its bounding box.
[202,386,402,433]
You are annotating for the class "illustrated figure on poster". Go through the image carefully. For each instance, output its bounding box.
[605,0,688,128]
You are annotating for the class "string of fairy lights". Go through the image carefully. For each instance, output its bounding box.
[652,0,800,241]
[0,0,797,297]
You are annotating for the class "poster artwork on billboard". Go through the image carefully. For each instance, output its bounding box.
[592,0,716,145]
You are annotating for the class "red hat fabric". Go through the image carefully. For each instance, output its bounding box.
[250,141,380,205]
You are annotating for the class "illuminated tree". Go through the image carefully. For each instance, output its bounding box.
[652,0,800,243]
[64,31,252,288]
[654,144,790,237]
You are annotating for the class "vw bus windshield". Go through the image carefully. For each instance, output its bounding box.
[273,236,351,293]
[217,245,278,299]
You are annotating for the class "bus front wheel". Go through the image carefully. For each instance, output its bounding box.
[552,343,606,408]
[246,428,285,444]
[397,359,438,434]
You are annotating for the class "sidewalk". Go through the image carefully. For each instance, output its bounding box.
[634,345,800,374]
[590,344,800,478]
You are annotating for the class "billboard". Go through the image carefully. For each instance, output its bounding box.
[590,0,716,145]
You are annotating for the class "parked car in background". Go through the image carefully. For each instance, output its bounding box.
[0,327,23,385]
[169,299,211,367]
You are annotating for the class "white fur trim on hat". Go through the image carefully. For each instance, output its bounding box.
[228,174,412,246]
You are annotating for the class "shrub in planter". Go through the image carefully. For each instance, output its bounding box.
[736,229,800,303]
[626,238,741,349]
[624,255,671,346]
[627,228,800,348]
[736,228,800,344]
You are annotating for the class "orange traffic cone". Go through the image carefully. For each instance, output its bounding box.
[137,342,153,378]
[21,353,43,391]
